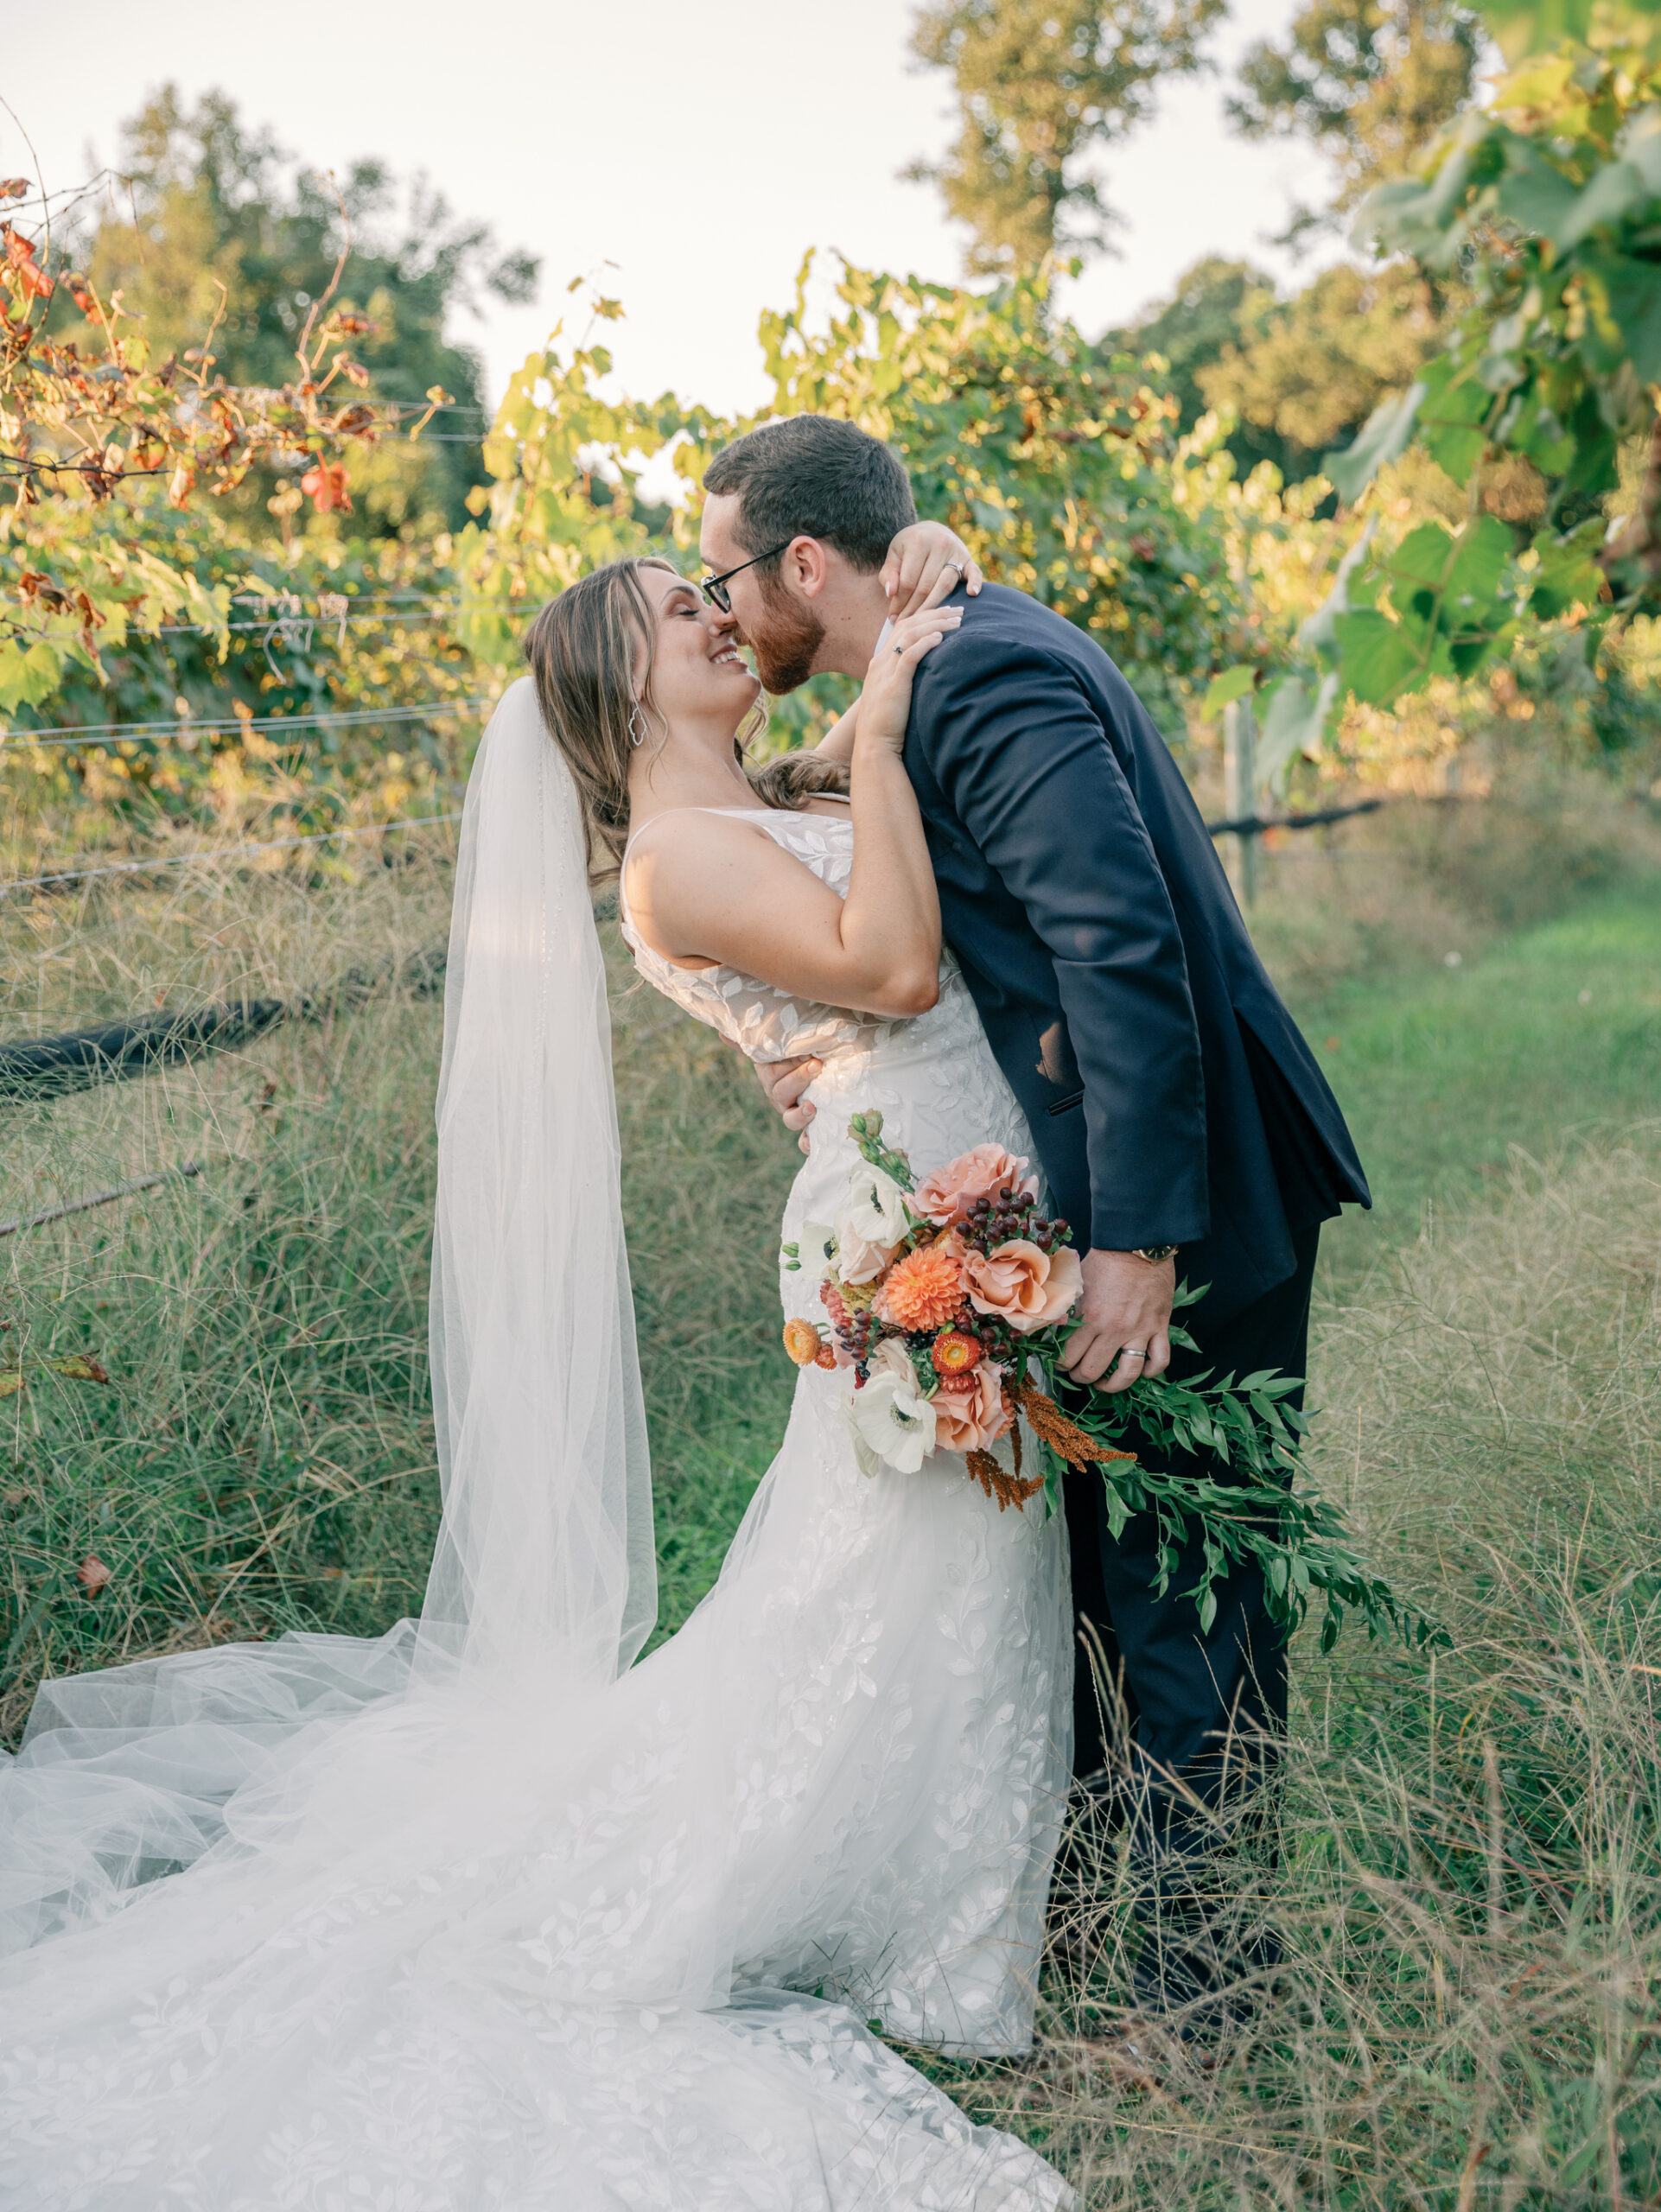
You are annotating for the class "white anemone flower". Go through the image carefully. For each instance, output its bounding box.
[842,1162,913,1248]
[843,1339,938,1476]
[799,1220,841,1278]
[832,1164,913,1283]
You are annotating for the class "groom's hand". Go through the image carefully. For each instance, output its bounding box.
[1061,1249,1175,1392]
[752,1052,824,1154]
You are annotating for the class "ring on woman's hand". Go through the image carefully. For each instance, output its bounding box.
[1122,1347,1147,1359]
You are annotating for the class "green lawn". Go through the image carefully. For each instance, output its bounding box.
[1289,875,1661,1269]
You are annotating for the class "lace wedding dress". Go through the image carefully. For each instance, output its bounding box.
[0,685,1073,2210]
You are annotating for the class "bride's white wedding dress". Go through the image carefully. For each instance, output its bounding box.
[0,683,1073,2209]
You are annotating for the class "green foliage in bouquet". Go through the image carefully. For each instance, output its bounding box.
[836,1109,1447,1658]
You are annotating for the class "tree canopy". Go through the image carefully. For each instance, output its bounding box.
[1230,0,1486,234]
[67,88,538,530]
[907,0,1225,271]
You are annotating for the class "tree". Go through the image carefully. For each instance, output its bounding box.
[1105,257,1310,480]
[1197,261,1448,470]
[65,88,538,530]
[1230,0,1486,234]
[907,0,1226,273]
[1105,257,1450,485]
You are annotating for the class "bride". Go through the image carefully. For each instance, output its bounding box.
[0,526,1076,2209]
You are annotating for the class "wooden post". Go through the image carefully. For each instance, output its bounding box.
[1223,696,1260,907]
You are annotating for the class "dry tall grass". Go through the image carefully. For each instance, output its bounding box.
[943,1139,1661,2207]
[0,850,795,1731]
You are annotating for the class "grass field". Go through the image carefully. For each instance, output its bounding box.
[3,790,1658,2202]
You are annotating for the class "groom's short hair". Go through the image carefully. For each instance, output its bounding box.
[703,417,916,576]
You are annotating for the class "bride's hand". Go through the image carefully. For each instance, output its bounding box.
[881,522,983,620]
[856,605,962,753]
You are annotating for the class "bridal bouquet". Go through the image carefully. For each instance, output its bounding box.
[782,1110,1445,1656]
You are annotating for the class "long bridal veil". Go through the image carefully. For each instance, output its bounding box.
[424,675,655,1688]
[0,677,656,1951]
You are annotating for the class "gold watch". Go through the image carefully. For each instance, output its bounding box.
[1131,1244,1179,1264]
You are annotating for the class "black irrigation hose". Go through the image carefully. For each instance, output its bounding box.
[0,943,448,1104]
[1203,798,1387,839]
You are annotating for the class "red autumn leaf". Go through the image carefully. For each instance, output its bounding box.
[76,1554,112,1596]
[0,179,29,201]
[300,459,352,514]
[168,461,196,509]
[3,227,52,302]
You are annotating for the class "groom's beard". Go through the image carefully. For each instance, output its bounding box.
[744,582,825,695]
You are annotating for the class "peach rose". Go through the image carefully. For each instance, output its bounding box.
[913,1144,1040,1230]
[963,1239,1084,1335]
[932,1362,1013,1453]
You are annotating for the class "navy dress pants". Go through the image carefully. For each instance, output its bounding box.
[1064,1224,1319,1821]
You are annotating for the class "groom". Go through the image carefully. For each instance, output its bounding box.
[699,416,1369,2019]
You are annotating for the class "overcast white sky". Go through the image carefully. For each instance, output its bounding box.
[5,0,1344,417]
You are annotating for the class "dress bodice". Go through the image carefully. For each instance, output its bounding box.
[618,804,970,1066]
[616,799,1037,1333]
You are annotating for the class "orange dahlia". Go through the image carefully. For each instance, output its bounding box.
[875,1242,965,1333]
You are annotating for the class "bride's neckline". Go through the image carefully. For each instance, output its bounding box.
[621,798,850,868]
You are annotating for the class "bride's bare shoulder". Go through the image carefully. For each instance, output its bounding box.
[621,808,799,967]
[624,805,776,885]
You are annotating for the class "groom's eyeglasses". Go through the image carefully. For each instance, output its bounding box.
[697,540,795,613]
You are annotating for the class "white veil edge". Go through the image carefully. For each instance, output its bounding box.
[422,675,656,1685]
[0,679,655,1953]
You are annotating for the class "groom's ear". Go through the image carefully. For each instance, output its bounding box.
[781,536,831,601]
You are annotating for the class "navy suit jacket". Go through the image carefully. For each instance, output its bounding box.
[902,582,1369,1323]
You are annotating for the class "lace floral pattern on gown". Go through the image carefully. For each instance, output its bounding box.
[0,802,1075,2211]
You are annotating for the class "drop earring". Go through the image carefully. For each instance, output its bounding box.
[627,702,647,748]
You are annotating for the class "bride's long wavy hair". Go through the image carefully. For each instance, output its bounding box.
[524,556,850,880]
